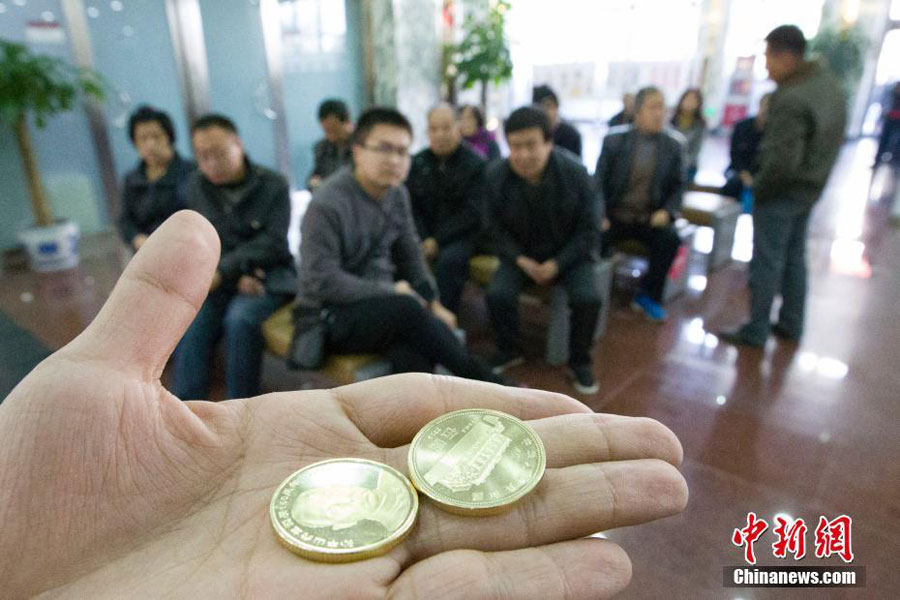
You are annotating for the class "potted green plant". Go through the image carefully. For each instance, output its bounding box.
[0,39,104,272]
[808,26,867,101]
[445,0,513,111]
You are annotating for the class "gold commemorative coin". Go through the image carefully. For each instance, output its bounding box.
[407,409,546,516]
[270,458,419,562]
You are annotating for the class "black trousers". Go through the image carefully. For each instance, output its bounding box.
[327,294,498,383]
[485,259,601,367]
[434,238,473,314]
[604,220,681,302]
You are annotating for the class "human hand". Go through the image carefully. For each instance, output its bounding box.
[394,280,415,297]
[395,280,426,307]
[739,170,754,187]
[422,237,439,261]
[237,271,266,296]
[649,209,671,229]
[515,255,541,282]
[602,218,611,232]
[0,210,687,599]
[532,260,559,286]
[429,300,457,330]
[132,233,149,251]
[308,175,323,190]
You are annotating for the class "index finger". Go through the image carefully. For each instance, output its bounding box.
[331,373,591,448]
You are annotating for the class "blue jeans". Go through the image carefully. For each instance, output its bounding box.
[172,289,287,399]
[744,200,812,343]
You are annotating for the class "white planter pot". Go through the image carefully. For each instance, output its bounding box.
[17,220,80,272]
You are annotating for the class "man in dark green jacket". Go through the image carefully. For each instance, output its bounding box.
[173,114,296,399]
[720,25,846,347]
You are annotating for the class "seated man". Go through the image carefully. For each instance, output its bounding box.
[596,86,684,322]
[533,84,582,159]
[721,93,771,199]
[297,107,503,384]
[172,114,296,400]
[406,103,485,314]
[484,106,601,394]
[607,92,635,128]
[307,98,353,191]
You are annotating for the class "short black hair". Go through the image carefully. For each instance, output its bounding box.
[532,84,559,107]
[460,104,485,129]
[765,25,806,57]
[504,105,552,141]
[191,113,239,136]
[634,86,663,112]
[352,107,413,146]
[128,105,175,145]
[318,98,350,122]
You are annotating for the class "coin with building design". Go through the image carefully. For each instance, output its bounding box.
[407,409,546,515]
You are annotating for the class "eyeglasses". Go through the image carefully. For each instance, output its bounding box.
[358,143,411,160]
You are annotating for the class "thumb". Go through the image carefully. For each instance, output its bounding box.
[68,210,220,380]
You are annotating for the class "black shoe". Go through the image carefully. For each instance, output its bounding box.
[717,327,765,348]
[568,364,599,394]
[771,323,800,342]
[488,351,525,375]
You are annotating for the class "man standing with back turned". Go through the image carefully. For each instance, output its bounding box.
[720,25,846,347]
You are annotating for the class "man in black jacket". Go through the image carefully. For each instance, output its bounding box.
[406,104,484,313]
[485,106,601,394]
[533,85,583,158]
[721,93,771,199]
[307,98,353,191]
[172,114,296,400]
[596,86,684,322]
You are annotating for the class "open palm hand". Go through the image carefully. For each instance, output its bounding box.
[0,211,687,599]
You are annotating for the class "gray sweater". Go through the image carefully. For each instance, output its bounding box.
[297,167,437,306]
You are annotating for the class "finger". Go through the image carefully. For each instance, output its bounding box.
[390,538,631,600]
[529,413,683,468]
[405,460,688,560]
[332,373,591,447]
[68,210,220,379]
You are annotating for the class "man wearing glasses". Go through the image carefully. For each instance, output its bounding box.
[297,107,504,383]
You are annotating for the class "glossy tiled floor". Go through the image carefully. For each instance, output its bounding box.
[1,137,898,598]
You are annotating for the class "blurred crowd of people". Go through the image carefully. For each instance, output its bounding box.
[116,24,851,400]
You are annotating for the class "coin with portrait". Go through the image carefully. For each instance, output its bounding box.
[270,458,418,562]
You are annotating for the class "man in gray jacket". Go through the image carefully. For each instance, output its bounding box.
[720,25,846,347]
[297,107,503,383]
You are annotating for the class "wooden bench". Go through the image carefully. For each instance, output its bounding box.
[681,191,741,270]
[261,305,391,385]
[469,255,613,366]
